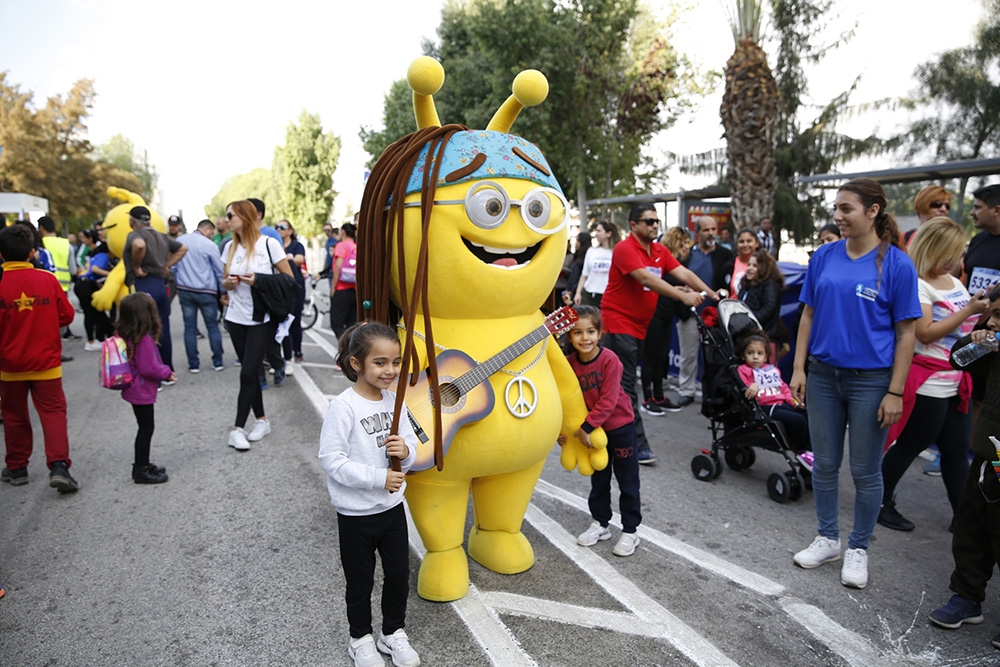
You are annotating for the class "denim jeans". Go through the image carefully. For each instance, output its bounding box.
[806,358,891,551]
[178,290,224,370]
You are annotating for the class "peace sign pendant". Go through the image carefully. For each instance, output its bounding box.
[504,376,538,418]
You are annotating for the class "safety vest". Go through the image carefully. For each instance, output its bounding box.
[42,236,72,292]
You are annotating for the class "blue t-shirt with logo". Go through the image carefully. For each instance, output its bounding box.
[800,240,921,369]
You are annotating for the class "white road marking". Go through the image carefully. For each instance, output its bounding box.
[524,505,740,667]
[781,600,894,666]
[404,505,538,666]
[299,362,339,369]
[292,358,331,416]
[304,328,339,359]
[534,479,785,598]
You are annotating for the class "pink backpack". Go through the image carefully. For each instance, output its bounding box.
[340,244,357,284]
[100,336,133,390]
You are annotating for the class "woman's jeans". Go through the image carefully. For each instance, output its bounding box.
[806,358,891,551]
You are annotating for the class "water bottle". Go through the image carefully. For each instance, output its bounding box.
[952,334,999,367]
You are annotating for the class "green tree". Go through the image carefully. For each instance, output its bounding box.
[0,73,141,229]
[205,168,275,223]
[272,110,340,237]
[896,0,1000,225]
[359,0,709,212]
[93,133,158,203]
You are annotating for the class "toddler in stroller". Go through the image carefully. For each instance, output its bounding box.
[691,299,812,503]
[736,332,812,470]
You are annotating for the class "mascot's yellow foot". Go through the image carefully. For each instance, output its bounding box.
[468,527,534,575]
[417,547,469,602]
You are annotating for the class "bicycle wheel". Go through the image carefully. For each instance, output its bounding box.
[301,303,318,331]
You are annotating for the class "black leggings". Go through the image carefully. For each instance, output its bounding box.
[74,279,113,341]
[282,283,306,359]
[132,403,155,466]
[228,320,277,427]
[337,504,409,639]
[882,393,971,513]
[641,302,674,402]
[330,288,357,338]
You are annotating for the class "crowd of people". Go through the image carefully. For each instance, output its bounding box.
[4,179,1000,663]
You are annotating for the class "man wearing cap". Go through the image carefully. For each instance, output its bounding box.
[166,215,185,308]
[123,206,187,374]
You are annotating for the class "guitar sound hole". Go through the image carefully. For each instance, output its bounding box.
[438,383,461,408]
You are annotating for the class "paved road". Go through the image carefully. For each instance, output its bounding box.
[1,301,995,666]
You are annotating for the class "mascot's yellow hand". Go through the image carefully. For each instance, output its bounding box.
[559,427,608,476]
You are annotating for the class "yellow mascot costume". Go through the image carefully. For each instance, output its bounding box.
[356,57,608,602]
[91,187,166,310]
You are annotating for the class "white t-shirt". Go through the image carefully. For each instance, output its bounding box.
[915,275,978,397]
[581,246,613,295]
[223,236,285,325]
[317,387,418,516]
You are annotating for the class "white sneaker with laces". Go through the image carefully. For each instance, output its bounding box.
[793,535,841,568]
[841,547,868,589]
[247,419,271,442]
[577,521,612,546]
[349,634,385,667]
[227,428,251,451]
[285,364,294,376]
[377,629,420,666]
[84,341,102,352]
[613,532,640,557]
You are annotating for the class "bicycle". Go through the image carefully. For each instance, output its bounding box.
[301,275,330,331]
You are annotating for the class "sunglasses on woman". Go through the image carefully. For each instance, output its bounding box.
[276,225,289,231]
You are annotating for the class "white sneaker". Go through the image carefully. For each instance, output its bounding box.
[227,428,250,451]
[284,364,294,376]
[349,634,385,667]
[377,629,420,666]
[577,521,611,546]
[793,535,841,569]
[84,341,102,351]
[841,548,868,589]
[613,532,640,557]
[247,419,271,442]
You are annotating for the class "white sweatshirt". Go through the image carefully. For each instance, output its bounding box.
[318,387,418,516]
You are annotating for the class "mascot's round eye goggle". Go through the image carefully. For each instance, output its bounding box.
[402,180,568,235]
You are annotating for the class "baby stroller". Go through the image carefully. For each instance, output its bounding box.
[689,299,811,503]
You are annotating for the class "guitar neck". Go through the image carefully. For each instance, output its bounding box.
[454,325,551,394]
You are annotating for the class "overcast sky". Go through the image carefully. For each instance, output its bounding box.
[2,0,985,222]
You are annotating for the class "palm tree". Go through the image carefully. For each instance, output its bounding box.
[720,0,779,229]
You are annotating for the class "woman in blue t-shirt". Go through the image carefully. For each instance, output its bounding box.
[789,178,922,590]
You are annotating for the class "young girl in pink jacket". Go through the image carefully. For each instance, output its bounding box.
[118,293,175,484]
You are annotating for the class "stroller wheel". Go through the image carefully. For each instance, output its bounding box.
[767,471,791,503]
[691,454,717,482]
[786,470,804,501]
[724,446,753,472]
[745,447,757,468]
[711,452,724,478]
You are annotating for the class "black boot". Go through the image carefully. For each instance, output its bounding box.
[877,500,915,531]
[132,463,168,485]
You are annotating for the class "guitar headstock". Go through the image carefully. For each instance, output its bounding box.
[544,306,578,336]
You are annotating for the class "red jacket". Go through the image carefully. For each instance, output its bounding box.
[0,261,75,381]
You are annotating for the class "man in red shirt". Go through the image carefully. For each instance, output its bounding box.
[602,204,719,464]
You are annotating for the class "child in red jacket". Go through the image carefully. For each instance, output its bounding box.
[561,305,642,557]
[0,224,78,492]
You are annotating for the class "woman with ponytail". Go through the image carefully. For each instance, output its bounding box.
[789,178,922,589]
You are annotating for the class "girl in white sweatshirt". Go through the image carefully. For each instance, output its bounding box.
[318,322,420,667]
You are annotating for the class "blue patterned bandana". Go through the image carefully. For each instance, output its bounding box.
[405,130,562,196]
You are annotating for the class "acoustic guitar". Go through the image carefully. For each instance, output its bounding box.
[406,306,578,471]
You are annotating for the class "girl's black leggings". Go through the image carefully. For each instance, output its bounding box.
[132,404,155,466]
[227,320,277,428]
